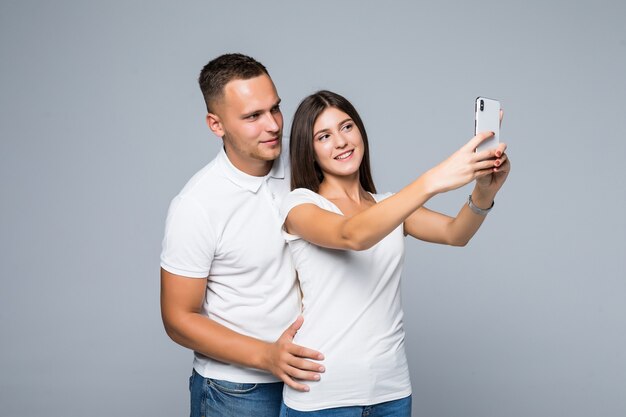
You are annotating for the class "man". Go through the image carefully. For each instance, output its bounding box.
[160,53,324,417]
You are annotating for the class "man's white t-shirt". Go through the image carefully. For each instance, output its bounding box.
[161,147,300,383]
[280,188,412,411]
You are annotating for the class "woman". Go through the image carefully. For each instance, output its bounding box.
[279,91,509,416]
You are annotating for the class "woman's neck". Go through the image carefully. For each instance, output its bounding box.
[318,175,369,203]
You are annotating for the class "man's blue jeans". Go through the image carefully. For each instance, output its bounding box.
[279,395,412,417]
[189,369,283,417]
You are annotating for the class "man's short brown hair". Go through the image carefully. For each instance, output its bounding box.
[198,53,269,113]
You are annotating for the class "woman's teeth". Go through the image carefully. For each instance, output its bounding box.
[335,150,353,160]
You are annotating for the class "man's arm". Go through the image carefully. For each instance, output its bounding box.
[160,268,324,391]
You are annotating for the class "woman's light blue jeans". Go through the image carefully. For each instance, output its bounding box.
[279,395,412,417]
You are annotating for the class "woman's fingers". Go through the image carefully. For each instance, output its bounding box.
[494,157,511,173]
[473,159,499,172]
[495,142,507,157]
[465,131,495,152]
[472,152,510,175]
[474,167,496,179]
[473,144,508,162]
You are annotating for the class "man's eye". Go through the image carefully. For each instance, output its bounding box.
[246,113,259,120]
[271,105,281,113]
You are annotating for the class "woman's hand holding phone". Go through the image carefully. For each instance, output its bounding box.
[423,131,506,195]
[423,99,510,200]
[474,142,510,196]
[474,105,510,197]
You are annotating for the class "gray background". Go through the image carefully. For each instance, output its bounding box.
[1,0,625,416]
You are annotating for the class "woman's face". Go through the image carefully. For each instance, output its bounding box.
[312,107,364,180]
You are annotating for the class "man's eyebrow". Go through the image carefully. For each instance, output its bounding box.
[241,98,282,118]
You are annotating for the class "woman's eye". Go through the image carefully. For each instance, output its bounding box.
[317,134,329,141]
[342,123,353,131]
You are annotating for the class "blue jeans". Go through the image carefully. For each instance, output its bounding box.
[279,395,412,417]
[189,369,283,417]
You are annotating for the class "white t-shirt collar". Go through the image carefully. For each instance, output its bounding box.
[218,147,285,193]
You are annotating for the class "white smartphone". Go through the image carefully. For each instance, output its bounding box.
[474,97,501,153]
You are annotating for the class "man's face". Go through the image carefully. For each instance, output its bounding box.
[207,74,283,176]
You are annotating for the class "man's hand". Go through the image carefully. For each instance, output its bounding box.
[263,316,325,392]
[161,271,324,389]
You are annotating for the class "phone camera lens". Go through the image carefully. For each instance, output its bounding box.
[480,100,484,111]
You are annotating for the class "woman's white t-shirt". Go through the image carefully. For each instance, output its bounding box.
[279,188,412,411]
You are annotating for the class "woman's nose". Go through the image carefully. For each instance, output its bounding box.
[334,133,348,148]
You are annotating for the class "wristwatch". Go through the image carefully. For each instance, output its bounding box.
[468,195,494,216]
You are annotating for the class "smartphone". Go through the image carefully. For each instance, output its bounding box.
[474,97,501,153]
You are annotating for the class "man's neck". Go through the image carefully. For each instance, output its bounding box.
[224,147,273,177]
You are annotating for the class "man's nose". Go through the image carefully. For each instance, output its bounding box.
[264,112,280,133]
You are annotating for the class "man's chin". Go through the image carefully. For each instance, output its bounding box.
[258,144,282,160]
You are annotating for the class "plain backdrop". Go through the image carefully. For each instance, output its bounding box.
[1,1,625,416]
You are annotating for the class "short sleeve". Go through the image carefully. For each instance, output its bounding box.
[373,192,394,202]
[160,195,216,278]
[373,191,403,234]
[279,188,322,242]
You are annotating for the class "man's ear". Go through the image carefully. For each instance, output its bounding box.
[206,112,224,138]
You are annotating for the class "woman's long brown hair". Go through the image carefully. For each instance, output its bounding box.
[289,90,376,193]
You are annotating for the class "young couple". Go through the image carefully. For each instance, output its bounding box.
[160,53,510,417]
